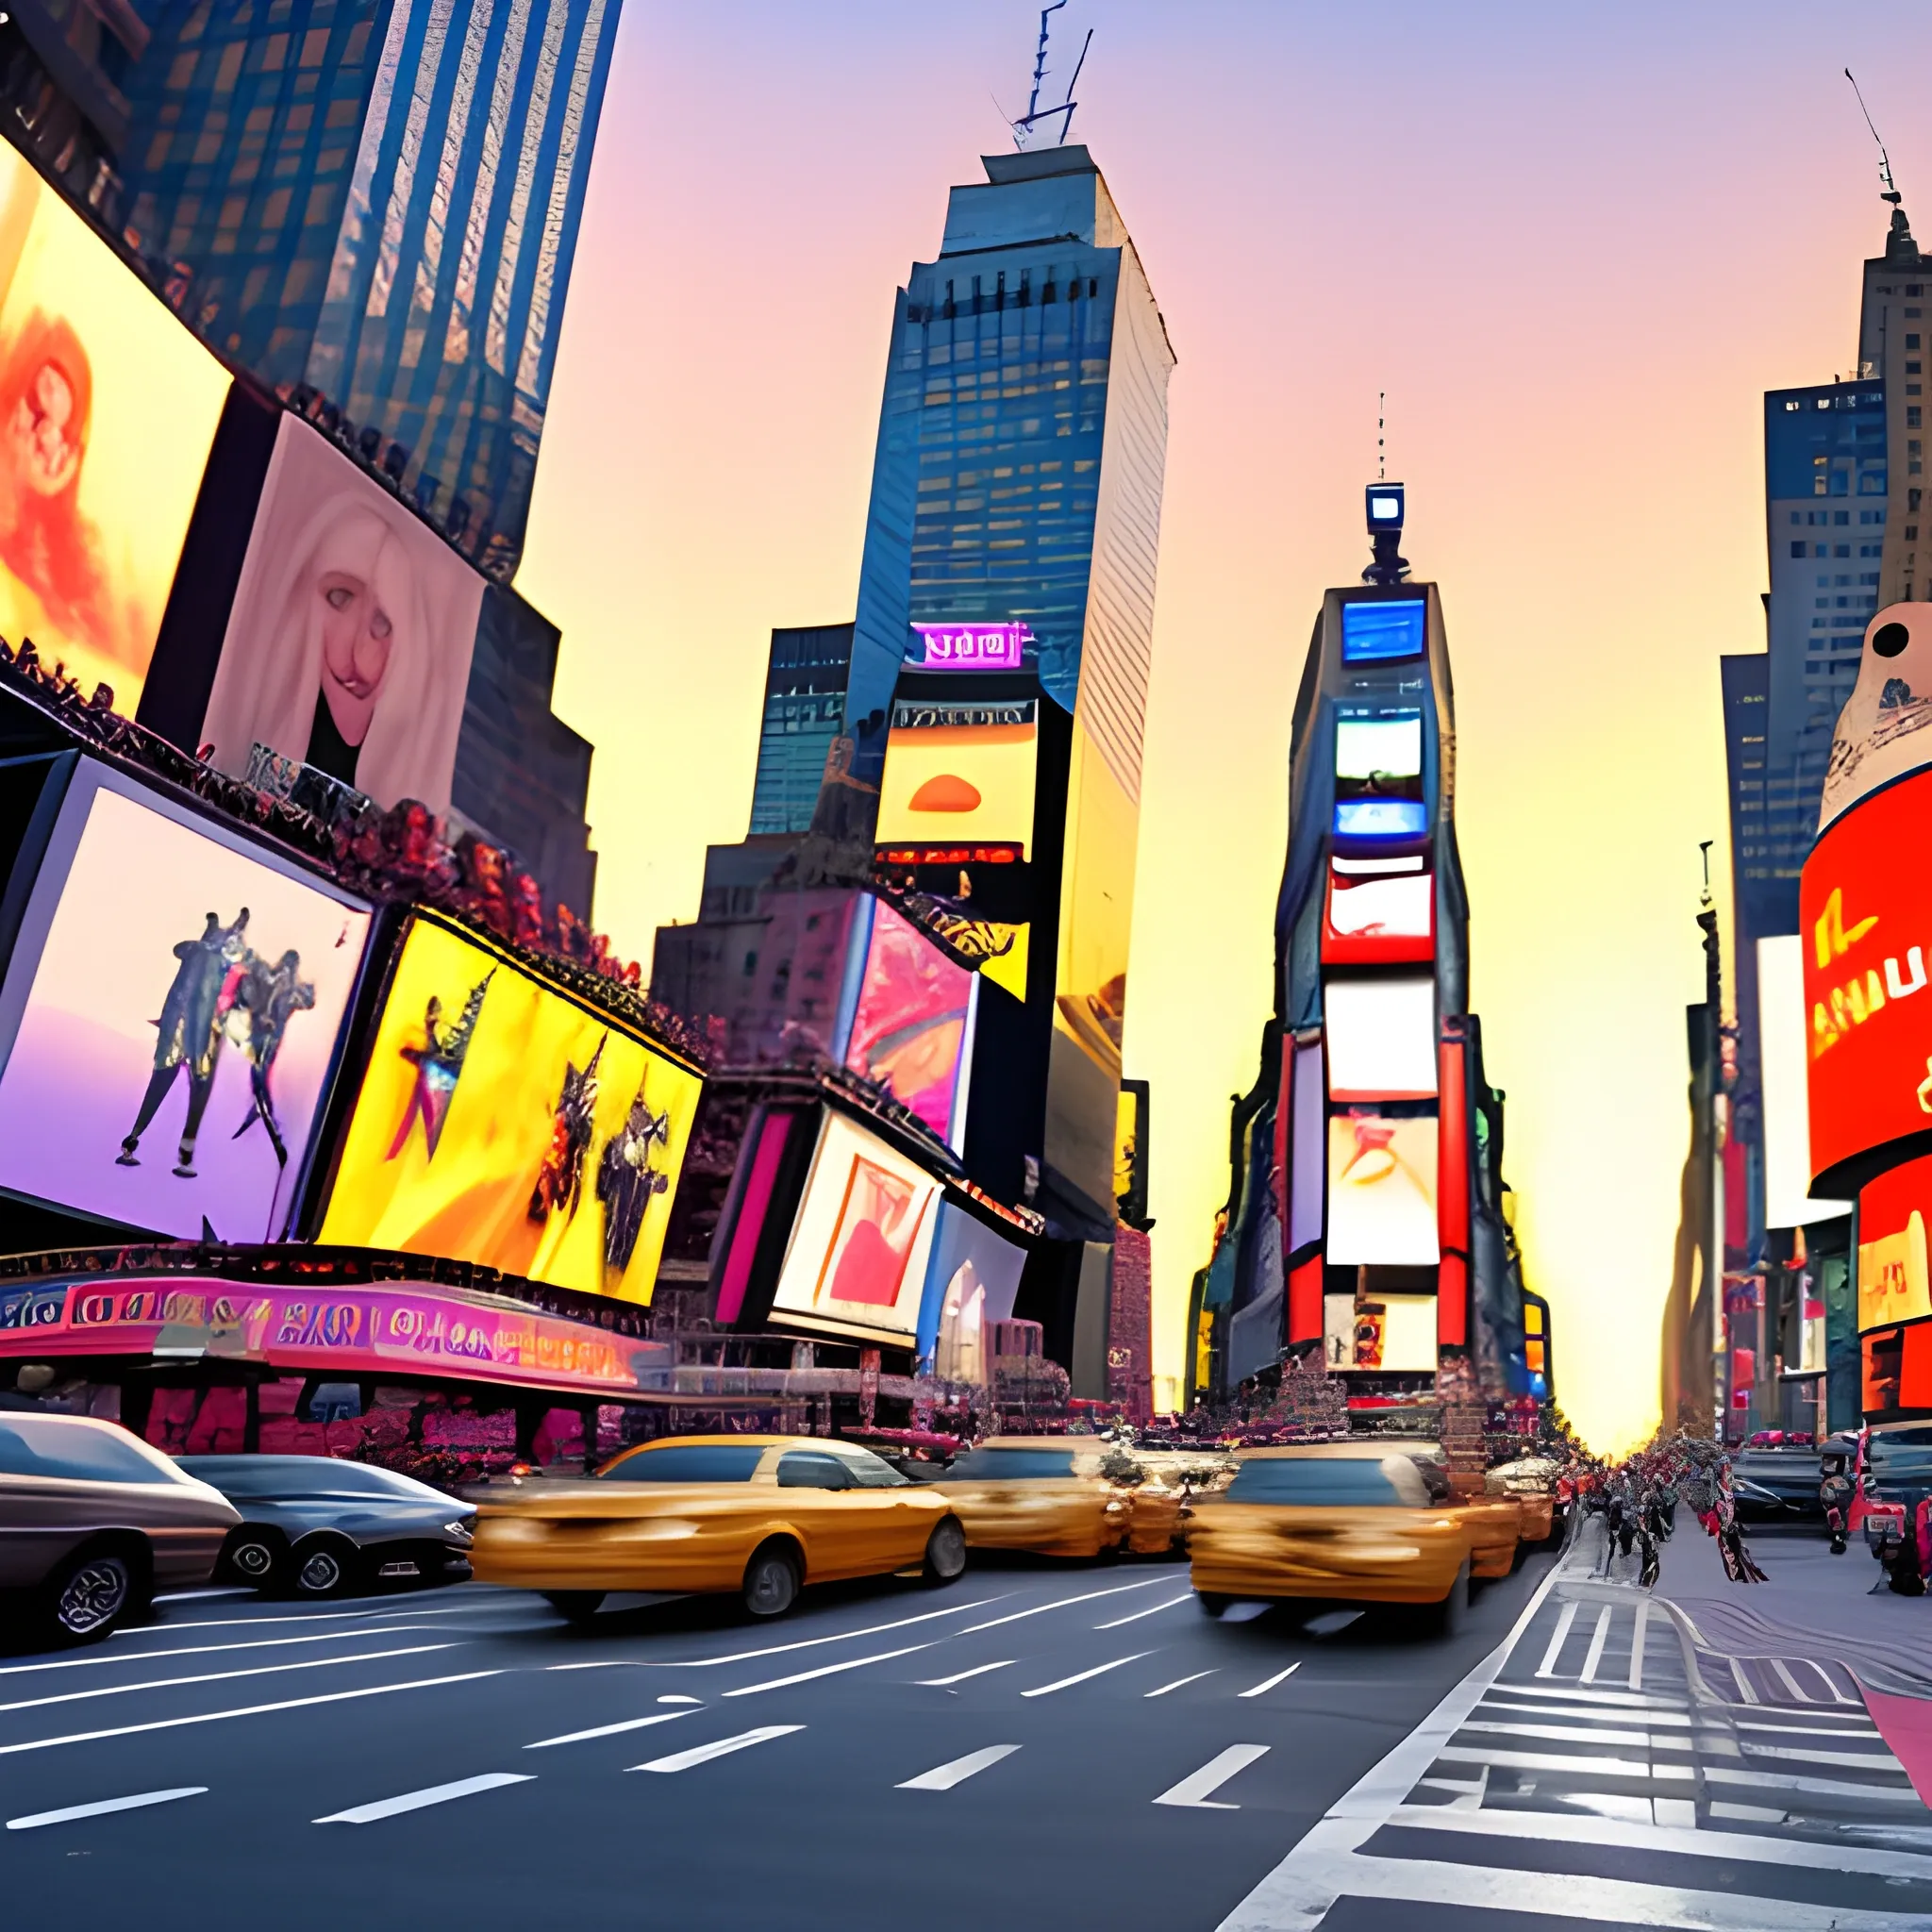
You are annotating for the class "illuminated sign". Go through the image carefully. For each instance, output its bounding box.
[875,703,1038,864]
[0,759,371,1241]
[1324,1114,1440,1266]
[318,916,702,1304]
[1341,599,1424,663]
[1858,1155,1932,1332]
[840,898,976,1149]
[1756,935,1850,1227]
[1323,868,1434,965]
[1799,766,1932,1185]
[0,143,227,713]
[915,1203,1027,1380]
[1819,603,1932,830]
[1322,1290,1435,1371]
[1325,976,1438,1100]
[910,623,1030,670]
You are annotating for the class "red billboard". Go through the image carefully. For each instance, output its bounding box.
[1800,766,1932,1191]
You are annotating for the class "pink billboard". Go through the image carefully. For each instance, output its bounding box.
[841,899,975,1148]
[911,623,1030,670]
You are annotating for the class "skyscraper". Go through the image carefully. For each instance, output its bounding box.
[749,623,855,836]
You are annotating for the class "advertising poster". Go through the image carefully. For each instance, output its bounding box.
[1324,975,1439,1100]
[916,1202,1027,1381]
[1857,1155,1932,1332]
[874,700,1038,861]
[0,762,370,1241]
[769,1110,941,1344]
[1324,1114,1440,1265]
[1819,604,1932,829]
[318,917,702,1304]
[1324,869,1434,964]
[200,415,486,813]
[0,145,227,713]
[841,899,975,1147]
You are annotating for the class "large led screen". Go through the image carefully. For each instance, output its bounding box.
[1324,1291,1436,1371]
[1799,765,1932,1185]
[0,761,371,1241]
[1858,1155,1932,1333]
[0,146,227,714]
[1324,1115,1440,1266]
[1819,604,1932,830]
[874,701,1037,862]
[200,415,486,813]
[768,1109,941,1344]
[318,917,702,1303]
[917,1202,1027,1381]
[1341,599,1424,663]
[1324,869,1434,965]
[1335,713,1423,780]
[1755,935,1848,1227]
[1325,976,1438,1100]
[841,898,976,1149]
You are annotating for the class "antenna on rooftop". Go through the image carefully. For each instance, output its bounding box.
[1846,69,1903,206]
[1377,391,1386,483]
[1012,2,1092,150]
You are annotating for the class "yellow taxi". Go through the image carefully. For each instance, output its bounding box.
[923,1438,1186,1559]
[471,1436,966,1621]
[1186,1447,1479,1627]
[1488,1457,1560,1543]
[1302,1438,1524,1579]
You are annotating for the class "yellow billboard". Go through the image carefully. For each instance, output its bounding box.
[319,916,703,1304]
[875,717,1038,860]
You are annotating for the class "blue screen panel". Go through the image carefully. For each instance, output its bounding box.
[1334,798,1428,840]
[1341,600,1425,663]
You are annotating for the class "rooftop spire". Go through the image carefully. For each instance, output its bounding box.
[1011,3,1091,150]
[1847,69,1920,263]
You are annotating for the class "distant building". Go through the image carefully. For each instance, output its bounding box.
[749,624,854,836]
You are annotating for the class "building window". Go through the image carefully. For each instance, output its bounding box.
[1791,541,1807,558]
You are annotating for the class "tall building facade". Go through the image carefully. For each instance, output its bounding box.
[6,0,619,575]
[749,623,854,836]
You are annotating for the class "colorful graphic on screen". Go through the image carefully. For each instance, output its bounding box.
[1335,713,1423,779]
[911,623,1029,670]
[841,900,975,1146]
[0,763,370,1241]
[1858,1155,1932,1333]
[874,704,1038,862]
[916,1204,1028,1382]
[0,147,227,715]
[1323,870,1434,964]
[318,917,702,1303]
[1340,599,1424,663]
[1819,603,1932,830]
[1334,798,1427,841]
[1324,1114,1441,1266]
[200,415,486,813]
[769,1110,941,1343]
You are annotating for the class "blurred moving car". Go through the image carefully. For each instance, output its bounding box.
[1487,1457,1560,1542]
[1187,1448,1479,1630]
[1728,1446,1824,1519]
[176,1457,476,1598]
[472,1435,967,1620]
[923,1438,1180,1558]
[0,1412,239,1644]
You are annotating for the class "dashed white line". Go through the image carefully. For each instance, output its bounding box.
[916,1660,1015,1688]
[0,1625,428,1676]
[316,1772,533,1824]
[1154,1744,1271,1809]
[724,1643,931,1697]
[958,1579,1170,1636]
[0,1644,458,1714]
[1533,1601,1579,1679]
[8,1788,207,1830]
[629,1725,804,1773]
[525,1710,695,1750]
[1145,1670,1217,1699]
[1095,1593,1194,1630]
[1021,1652,1155,1699]
[896,1744,1021,1790]
[1240,1662,1301,1699]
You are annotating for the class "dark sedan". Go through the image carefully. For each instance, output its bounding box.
[1730,1448,1824,1518]
[177,1457,476,1599]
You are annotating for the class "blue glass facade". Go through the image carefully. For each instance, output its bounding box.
[749,623,854,836]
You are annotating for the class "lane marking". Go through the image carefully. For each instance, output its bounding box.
[1457,1720,1692,1752]
[1154,1744,1270,1810]
[108,1606,422,1637]
[1740,1740,1910,1771]
[1627,1600,1649,1691]
[546,1596,1008,1674]
[629,1725,803,1773]
[316,1772,532,1824]
[1578,1606,1613,1685]
[0,1670,504,1757]
[1533,1600,1579,1679]
[1240,1662,1302,1699]
[0,1644,458,1713]
[724,1643,931,1697]
[1095,1593,1193,1630]
[1769,1657,1809,1703]
[1490,1680,1678,1710]
[657,1694,703,1706]
[1480,1699,1693,1729]
[525,1710,694,1749]
[151,1589,253,1604]
[955,1577,1174,1636]
[897,1743,1021,1790]
[0,1626,429,1676]
[916,1660,1015,1687]
[1145,1670,1217,1699]
[1021,1652,1155,1699]
[8,1787,207,1831]
[1434,1744,1688,1781]
[1704,1764,1924,1804]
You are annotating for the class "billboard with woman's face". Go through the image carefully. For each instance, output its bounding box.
[199,416,486,812]
[0,147,227,713]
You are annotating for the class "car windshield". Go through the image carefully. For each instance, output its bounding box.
[177,1457,442,1501]
[943,1449,1077,1481]
[1868,1431,1932,1485]
[597,1444,766,1483]
[829,1448,910,1489]
[0,1416,184,1486]
[1224,1457,1421,1507]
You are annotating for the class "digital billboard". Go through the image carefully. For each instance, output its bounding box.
[768,1109,941,1345]
[1819,604,1932,830]
[1323,1291,1435,1371]
[917,1202,1027,1381]
[199,414,486,813]
[874,698,1038,863]
[0,144,227,715]
[0,760,371,1241]
[1324,975,1438,1100]
[910,623,1029,670]
[840,898,976,1149]
[318,916,702,1303]
[1324,1114,1440,1266]
[1756,935,1850,1228]
[1340,599,1424,664]
[1323,868,1434,965]
[1858,1155,1932,1333]
[1799,765,1932,1187]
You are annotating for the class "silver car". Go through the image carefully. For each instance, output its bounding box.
[0,1411,240,1645]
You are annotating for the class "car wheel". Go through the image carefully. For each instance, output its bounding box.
[1197,1592,1231,1618]
[921,1516,967,1587]
[291,1537,359,1599]
[1430,1559,1471,1638]
[44,1548,138,1645]
[224,1530,285,1593]
[541,1591,606,1624]
[742,1541,801,1619]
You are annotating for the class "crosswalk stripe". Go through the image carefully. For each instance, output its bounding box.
[896,1744,1020,1790]
[1627,1601,1649,1690]
[1021,1652,1154,1698]
[724,1643,930,1697]
[1578,1606,1613,1684]
[8,1788,207,1831]
[1533,1601,1578,1678]
[629,1725,804,1773]
[315,1773,532,1824]
[1154,1744,1270,1810]
[525,1710,695,1749]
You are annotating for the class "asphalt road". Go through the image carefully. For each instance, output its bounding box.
[3,1527,1927,1930]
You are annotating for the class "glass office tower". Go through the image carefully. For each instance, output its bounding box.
[750,623,855,836]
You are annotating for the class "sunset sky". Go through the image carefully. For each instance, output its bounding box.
[515,2,1932,1454]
